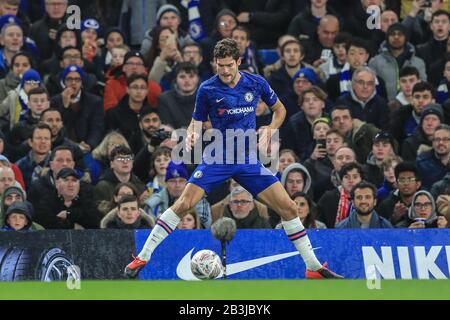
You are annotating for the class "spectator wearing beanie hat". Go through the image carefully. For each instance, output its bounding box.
[50,64,104,151]
[402,103,444,162]
[44,45,101,97]
[81,18,101,43]
[140,4,193,57]
[103,50,161,111]
[1,185,25,220]
[144,161,212,228]
[369,22,427,101]
[155,1,222,39]
[39,25,82,79]
[0,68,40,131]
[80,18,104,66]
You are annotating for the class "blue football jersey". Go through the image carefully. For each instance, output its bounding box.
[192,72,278,164]
[193,71,278,131]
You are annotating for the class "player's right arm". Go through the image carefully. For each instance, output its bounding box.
[187,82,210,151]
[186,118,203,152]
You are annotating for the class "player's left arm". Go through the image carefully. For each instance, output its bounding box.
[267,98,286,130]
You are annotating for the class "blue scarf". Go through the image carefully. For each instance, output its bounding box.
[242,47,259,74]
[188,0,206,41]
[18,88,29,121]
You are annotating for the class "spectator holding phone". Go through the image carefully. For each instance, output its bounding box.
[396,190,447,228]
[305,128,345,202]
[402,0,447,45]
[146,26,183,89]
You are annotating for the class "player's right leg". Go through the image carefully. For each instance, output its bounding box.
[124,183,205,278]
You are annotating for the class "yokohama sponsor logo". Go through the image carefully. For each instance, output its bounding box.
[225,107,254,115]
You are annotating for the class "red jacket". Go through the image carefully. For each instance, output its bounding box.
[103,74,161,111]
[11,163,25,190]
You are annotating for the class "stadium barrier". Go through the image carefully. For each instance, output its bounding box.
[0,229,450,281]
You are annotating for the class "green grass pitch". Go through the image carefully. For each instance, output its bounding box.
[0,280,449,300]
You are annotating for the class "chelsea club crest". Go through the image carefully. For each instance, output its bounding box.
[194,171,203,179]
[244,92,254,103]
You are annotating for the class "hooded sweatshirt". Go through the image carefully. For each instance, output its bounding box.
[396,190,439,228]
[0,186,43,230]
[280,163,312,195]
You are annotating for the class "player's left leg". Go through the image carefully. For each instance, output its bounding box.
[256,182,321,268]
[256,182,343,279]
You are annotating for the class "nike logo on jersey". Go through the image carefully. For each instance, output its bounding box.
[176,247,321,280]
[216,97,225,103]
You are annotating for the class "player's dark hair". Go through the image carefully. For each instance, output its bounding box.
[350,181,377,200]
[214,38,240,61]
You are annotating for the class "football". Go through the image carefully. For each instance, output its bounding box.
[190,249,223,280]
